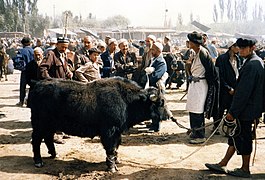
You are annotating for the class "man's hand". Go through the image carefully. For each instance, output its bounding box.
[66,71,73,79]
[226,113,234,121]
[229,88,235,95]
[145,67,155,74]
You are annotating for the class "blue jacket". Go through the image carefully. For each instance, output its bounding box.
[148,54,167,87]
[101,50,114,78]
[18,46,34,71]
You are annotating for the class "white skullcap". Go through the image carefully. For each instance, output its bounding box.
[147,35,156,42]
[227,38,237,48]
[97,40,106,48]
[153,42,163,52]
[34,47,43,53]
[156,38,163,43]
[118,38,128,46]
[50,38,57,44]
[165,36,171,40]
[211,37,217,42]
[108,38,118,45]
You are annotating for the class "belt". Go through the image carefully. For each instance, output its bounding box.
[188,76,206,83]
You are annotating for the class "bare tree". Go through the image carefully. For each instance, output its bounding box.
[213,4,218,23]
[240,0,248,21]
[226,0,233,21]
[219,0,224,22]
[234,0,239,21]
[177,13,183,25]
[190,12,193,23]
[258,4,263,21]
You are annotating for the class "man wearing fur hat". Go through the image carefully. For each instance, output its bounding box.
[212,38,241,135]
[186,31,219,144]
[205,37,264,178]
[114,39,137,79]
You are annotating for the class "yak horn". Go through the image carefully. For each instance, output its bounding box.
[149,94,158,102]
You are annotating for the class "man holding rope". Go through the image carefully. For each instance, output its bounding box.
[205,37,264,178]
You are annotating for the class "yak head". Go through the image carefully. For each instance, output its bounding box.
[143,87,167,121]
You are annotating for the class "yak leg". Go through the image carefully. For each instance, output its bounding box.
[31,130,44,168]
[44,132,56,158]
[101,127,122,172]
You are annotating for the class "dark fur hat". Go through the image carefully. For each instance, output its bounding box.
[21,37,31,45]
[187,31,203,45]
[236,37,257,48]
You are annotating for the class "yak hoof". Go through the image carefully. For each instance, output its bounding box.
[115,158,121,164]
[34,161,44,168]
[107,165,118,173]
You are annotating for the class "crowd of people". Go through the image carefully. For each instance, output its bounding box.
[1,32,265,178]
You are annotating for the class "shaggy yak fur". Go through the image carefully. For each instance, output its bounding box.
[29,77,166,172]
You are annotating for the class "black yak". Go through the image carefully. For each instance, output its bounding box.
[29,77,166,172]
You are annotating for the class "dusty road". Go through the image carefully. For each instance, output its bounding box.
[0,70,265,180]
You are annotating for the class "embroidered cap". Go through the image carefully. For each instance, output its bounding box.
[57,37,70,44]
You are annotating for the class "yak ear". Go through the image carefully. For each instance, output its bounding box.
[139,90,148,101]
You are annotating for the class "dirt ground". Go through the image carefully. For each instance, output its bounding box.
[0,70,265,180]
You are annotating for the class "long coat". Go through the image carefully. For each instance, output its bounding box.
[215,51,241,109]
[229,53,264,121]
[199,47,220,119]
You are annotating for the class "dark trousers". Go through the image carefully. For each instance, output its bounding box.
[189,112,205,138]
[19,71,27,103]
[228,120,253,155]
[213,105,226,128]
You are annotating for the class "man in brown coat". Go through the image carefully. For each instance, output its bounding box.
[39,37,72,144]
[40,37,72,79]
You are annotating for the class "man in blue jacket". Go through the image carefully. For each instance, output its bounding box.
[205,37,264,178]
[145,42,168,132]
[101,38,117,78]
[16,37,34,107]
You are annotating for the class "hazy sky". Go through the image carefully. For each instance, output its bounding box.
[37,0,264,27]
